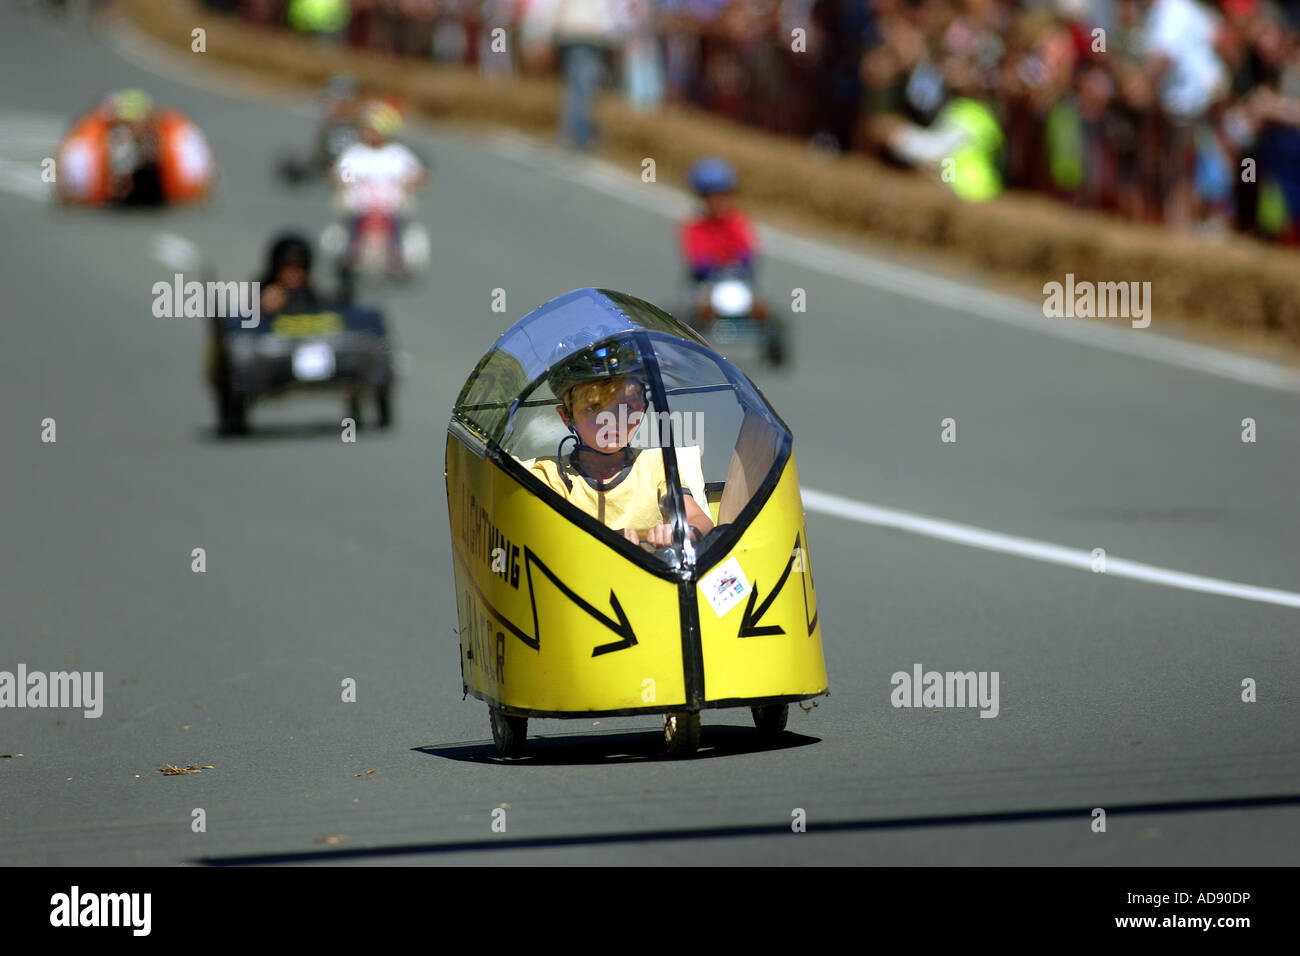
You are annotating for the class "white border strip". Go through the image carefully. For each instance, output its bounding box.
[803,487,1300,609]
[487,131,1300,395]
[766,231,1300,393]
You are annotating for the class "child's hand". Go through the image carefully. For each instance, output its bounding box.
[621,526,673,547]
[643,523,675,548]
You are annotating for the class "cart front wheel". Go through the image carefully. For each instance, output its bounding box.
[664,711,701,757]
[346,394,364,429]
[490,706,527,757]
[764,319,788,368]
[751,703,789,739]
[218,390,248,436]
[376,387,393,429]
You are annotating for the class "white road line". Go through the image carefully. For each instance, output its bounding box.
[767,231,1300,392]
[151,231,203,271]
[802,487,1300,610]
[482,131,1300,395]
[0,159,50,200]
[0,110,63,201]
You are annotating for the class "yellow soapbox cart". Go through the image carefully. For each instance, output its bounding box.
[445,288,827,756]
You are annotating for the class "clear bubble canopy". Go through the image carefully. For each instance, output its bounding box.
[452,288,791,565]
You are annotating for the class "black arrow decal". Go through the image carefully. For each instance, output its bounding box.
[456,543,639,656]
[738,534,800,637]
[799,533,819,636]
[457,541,639,655]
[457,547,539,650]
[524,547,638,657]
[738,533,820,638]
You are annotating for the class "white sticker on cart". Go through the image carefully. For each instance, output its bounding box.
[293,342,335,381]
[699,556,752,619]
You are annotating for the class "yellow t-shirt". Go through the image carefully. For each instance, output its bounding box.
[523,446,707,535]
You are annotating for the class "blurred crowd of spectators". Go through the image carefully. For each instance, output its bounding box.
[211,0,1300,243]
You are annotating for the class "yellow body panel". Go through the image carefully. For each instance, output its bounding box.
[447,435,828,715]
[695,457,827,702]
[448,435,687,714]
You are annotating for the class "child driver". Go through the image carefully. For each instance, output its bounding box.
[524,339,714,550]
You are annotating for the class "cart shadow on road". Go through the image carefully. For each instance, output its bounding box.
[413,725,821,766]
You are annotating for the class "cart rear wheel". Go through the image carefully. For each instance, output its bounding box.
[489,706,527,757]
[376,387,393,429]
[764,318,788,368]
[751,703,789,739]
[664,711,701,757]
[218,390,248,436]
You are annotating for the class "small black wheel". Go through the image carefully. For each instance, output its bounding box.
[375,387,393,429]
[751,703,788,739]
[346,394,364,429]
[490,706,527,757]
[218,390,248,436]
[664,711,701,757]
[336,264,356,306]
[276,156,307,186]
[764,319,788,368]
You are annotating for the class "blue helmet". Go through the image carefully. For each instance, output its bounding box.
[688,158,737,196]
[546,337,644,408]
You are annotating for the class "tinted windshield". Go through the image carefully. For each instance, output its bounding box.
[455,288,706,445]
[452,289,790,569]
[505,335,788,568]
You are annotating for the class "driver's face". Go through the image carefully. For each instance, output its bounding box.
[559,378,646,452]
[277,264,308,289]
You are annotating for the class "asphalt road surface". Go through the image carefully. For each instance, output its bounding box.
[2,4,1298,866]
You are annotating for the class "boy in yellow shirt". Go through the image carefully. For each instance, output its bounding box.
[524,340,714,550]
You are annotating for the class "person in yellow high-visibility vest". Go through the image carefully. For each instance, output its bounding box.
[287,0,349,35]
[880,61,1005,202]
[939,98,1004,202]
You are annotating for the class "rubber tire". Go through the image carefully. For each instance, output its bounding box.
[376,387,393,429]
[751,703,789,740]
[347,394,364,430]
[490,706,527,757]
[336,264,356,306]
[664,711,701,757]
[764,319,788,368]
[277,156,307,186]
[218,389,248,436]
